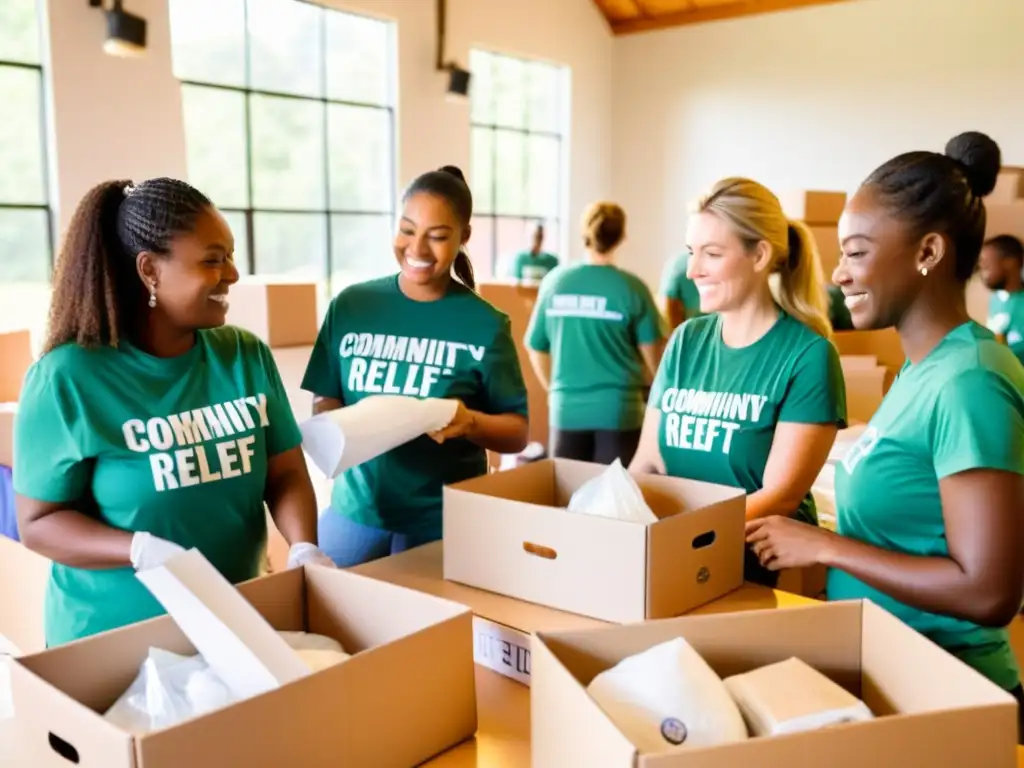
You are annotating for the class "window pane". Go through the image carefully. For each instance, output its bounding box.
[526,62,560,134]
[250,94,325,210]
[169,0,245,87]
[248,0,323,98]
[540,218,561,259]
[469,50,494,125]
[330,214,393,289]
[327,105,391,212]
[0,208,48,282]
[470,128,494,215]
[492,55,526,130]
[497,217,533,267]
[526,135,560,219]
[0,0,40,65]
[253,212,327,280]
[494,130,525,216]
[470,216,496,282]
[325,11,390,105]
[220,210,251,276]
[181,85,249,209]
[0,66,45,205]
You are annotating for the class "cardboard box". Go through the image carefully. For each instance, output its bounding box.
[226,280,319,348]
[0,329,32,403]
[808,225,840,278]
[10,565,477,768]
[443,459,746,624]
[779,191,847,226]
[0,402,14,467]
[531,601,1017,767]
[0,536,49,656]
[990,168,1024,205]
[833,329,904,375]
[840,357,888,424]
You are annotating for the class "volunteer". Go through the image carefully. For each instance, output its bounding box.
[302,166,529,567]
[659,251,704,329]
[630,178,847,586]
[508,221,560,284]
[14,178,330,648]
[746,132,1024,732]
[979,234,1024,364]
[525,202,664,466]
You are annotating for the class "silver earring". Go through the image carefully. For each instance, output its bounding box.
[148,285,157,308]
[920,267,929,277]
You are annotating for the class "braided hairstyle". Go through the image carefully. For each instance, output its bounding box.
[403,165,476,291]
[45,178,212,353]
[862,131,1001,283]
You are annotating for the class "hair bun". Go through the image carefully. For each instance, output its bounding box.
[438,165,467,183]
[944,132,1001,198]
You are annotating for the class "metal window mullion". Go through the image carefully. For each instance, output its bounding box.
[319,6,333,296]
[242,0,256,275]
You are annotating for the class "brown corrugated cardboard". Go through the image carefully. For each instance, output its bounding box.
[532,601,1017,767]
[833,329,904,374]
[443,459,746,624]
[778,191,848,226]
[808,225,840,278]
[10,566,477,768]
[840,357,887,424]
[0,329,32,403]
[226,280,319,348]
[0,536,49,656]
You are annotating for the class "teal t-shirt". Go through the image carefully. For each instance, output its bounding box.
[13,327,302,647]
[828,322,1024,691]
[986,289,1024,364]
[301,275,528,538]
[509,251,559,283]
[658,253,704,324]
[525,264,665,431]
[650,312,847,524]
[827,284,854,331]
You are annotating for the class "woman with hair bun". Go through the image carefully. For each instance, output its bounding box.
[747,133,1024,728]
[525,202,665,466]
[302,166,529,567]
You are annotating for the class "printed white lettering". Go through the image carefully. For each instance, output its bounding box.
[123,419,149,453]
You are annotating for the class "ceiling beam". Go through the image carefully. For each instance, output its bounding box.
[608,0,854,35]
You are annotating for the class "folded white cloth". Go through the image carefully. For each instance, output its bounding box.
[587,637,748,753]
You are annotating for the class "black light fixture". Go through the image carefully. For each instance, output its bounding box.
[88,0,147,58]
[436,0,470,101]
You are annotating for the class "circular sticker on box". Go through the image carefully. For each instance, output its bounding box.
[696,566,710,584]
[660,717,688,745]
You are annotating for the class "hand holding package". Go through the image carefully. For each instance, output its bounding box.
[567,459,658,524]
[286,542,336,569]
[130,532,186,572]
[300,395,458,478]
[587,637,748,753]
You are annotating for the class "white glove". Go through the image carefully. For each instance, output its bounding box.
[130,532,186,572]
[286,542,336,569]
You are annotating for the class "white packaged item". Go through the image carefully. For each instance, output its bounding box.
[299,395,458,478]
[724,657,874,737]
[586,637,748,753]
[567,459,658,525]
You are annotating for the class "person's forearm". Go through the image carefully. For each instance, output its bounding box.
[312,395,343,416]
[821,532,1013,626]
[266,470,319,546]
[21,510,133,569]
[468,413,529,454]
[527,350,551,391]
[745,488,804,521]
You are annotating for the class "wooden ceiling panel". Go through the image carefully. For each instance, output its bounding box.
[594,0,856,34]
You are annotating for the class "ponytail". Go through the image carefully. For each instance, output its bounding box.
[453,248,476,291]
[778,220,832,340]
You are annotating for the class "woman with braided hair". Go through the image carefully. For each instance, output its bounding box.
[13,178,333,647]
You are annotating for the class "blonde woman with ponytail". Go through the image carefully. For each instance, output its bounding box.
[630,177,847,587]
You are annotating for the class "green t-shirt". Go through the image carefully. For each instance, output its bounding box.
[650,312,847,524]
[509,251,559,283]
[658,253,704,323]
[301,275,528,538]
[828,322,1024,691]
[525,264,665,431]
[987,289,1024,364]
[827,284,854,331]
[13,327,301,647]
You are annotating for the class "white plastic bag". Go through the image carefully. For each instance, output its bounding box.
[299,395,458,478]
[587,637,749,753]
[567,459,658,524]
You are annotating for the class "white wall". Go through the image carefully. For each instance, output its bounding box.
[612,0,1024,286]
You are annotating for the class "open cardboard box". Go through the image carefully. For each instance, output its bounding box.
[531,600,1017,767]
[443,458,746,624]
[9,565,477,768]
[0,535,49,656]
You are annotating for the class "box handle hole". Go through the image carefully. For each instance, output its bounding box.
[692,531,716,549]
[523,542,557,560]
[48,733,80,764]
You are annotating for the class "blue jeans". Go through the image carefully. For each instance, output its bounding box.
[318,509,440,567]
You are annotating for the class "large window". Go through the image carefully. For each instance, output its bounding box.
[0,0,52,333]
[469,50,568,280]
[169,0,396,295]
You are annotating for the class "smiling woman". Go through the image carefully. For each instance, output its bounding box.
[12,177,333,648]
